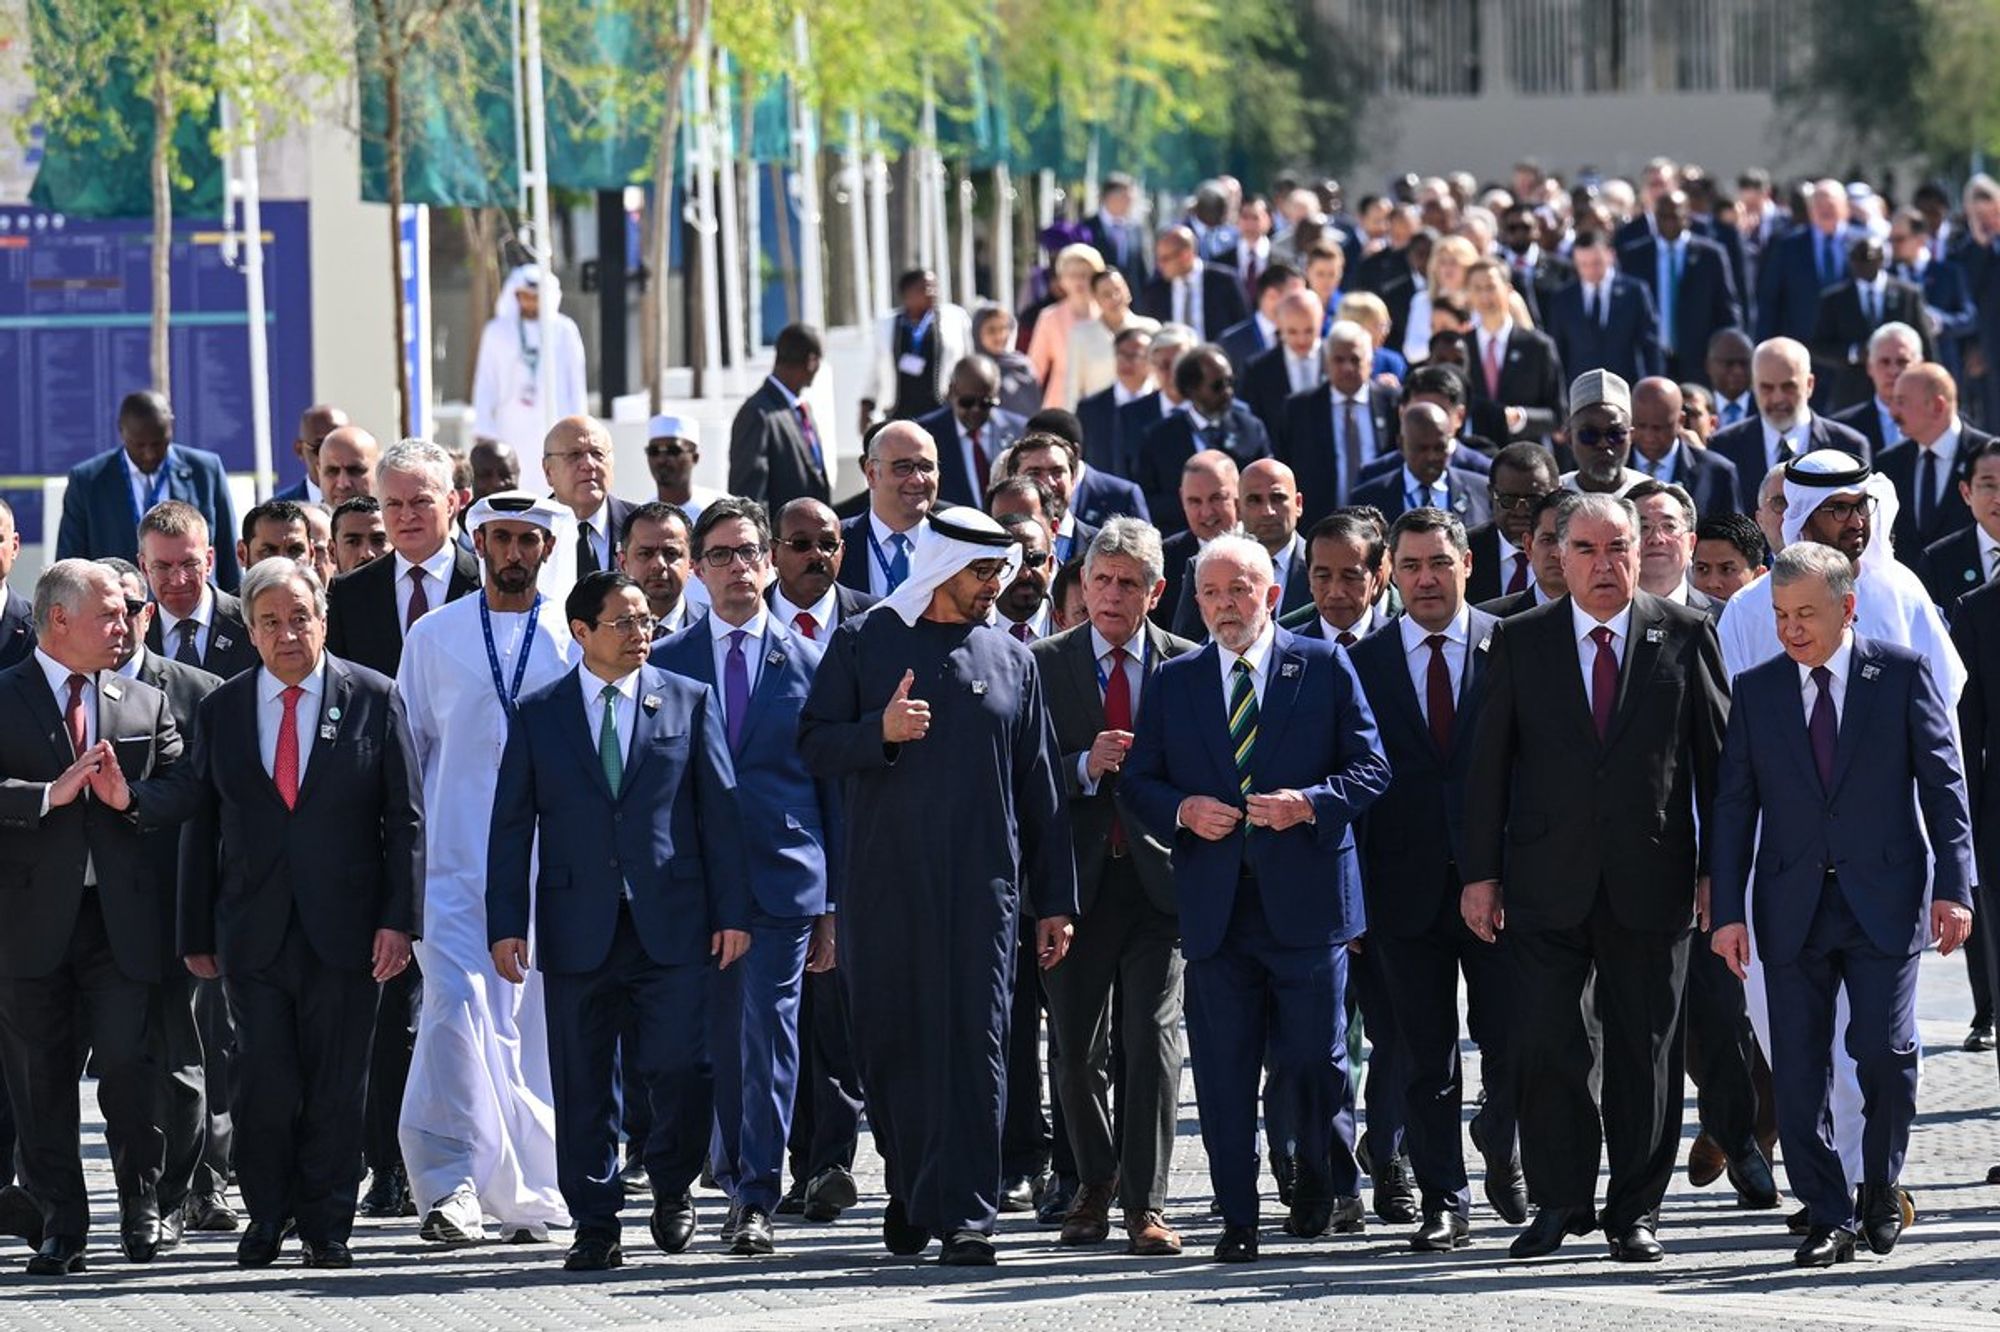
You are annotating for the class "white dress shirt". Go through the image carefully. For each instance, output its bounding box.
[125,450,170,525]
[572,502,615,571]
[1401,466,1450,512]
[1216,618,1277,708]
[1174,261,1207,335]
[1762,412,1817,469]
[1401,607,1471,722]
[1321,602,1376,646]
[865,513,926,599]
[995,603,1051,642]
[1797,634,1853,727]
[1571,600,1635,714]
[1976,525,2000,581]
[1285,347,1323,394]
[708,608,769,733]
[1112,380,1149,408]
[1075,626,1148,796]
[1912,420,1963,509]
[1579,278,1613,325]
[394,544,458,637]
[155,584,216,662]
[256,656,327,782]
[771,584,839,638]
[1496,532,1530,594]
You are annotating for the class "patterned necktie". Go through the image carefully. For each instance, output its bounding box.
[64,673,87,759]
[1425,633,1455,754]
[887,534,911,593]
[1808,664,1838,789]
[724,630,750,753]
[1102,645,1132,852]
[1228,657,1258,798]
[176,619,202,666]
[405,566,430,631]
[1590,626,1618,740]
[792,610,818,641]
[274,685,302,809]
[597,683,624,794]
[1202,423,1227,452]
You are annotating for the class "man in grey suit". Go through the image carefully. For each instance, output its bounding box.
[1031,519,1198,1257]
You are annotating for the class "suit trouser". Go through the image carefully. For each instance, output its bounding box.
[154,970,208,1213]
[1041,856,1184,1211]
[544,905,712,1238]
[191,977,236,1198]
[1966,909,1994,1029]
[1765,886,1922,1231]
[0,889,162,1238]
[224,916,379,1245]
[1508,891,1689,1236]
[708,913,812,1213]
[1348,941,1406,1164]
[364,963,419,1179]
[1982,875,2000,1095]
[0,1064,13,1186]
[1185,877,1357,1228]
[1372,888,1516,1218]
[1002,924,1076,1183]
[1682,939,1762,1159]
[786,968,864,1184]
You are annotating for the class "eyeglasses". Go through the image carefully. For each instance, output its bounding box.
[320,463,371,480]
[700,542,768,569]
[966,559,1009,581]
[1573,426,1629,448]
[779,536,842,555]
[594,614,658,637]
[546,448,611,468]
[881,458,939,479]
[121,597,149,617]
[1816,495,1878,523]
[145,558,206,581]
[955,395,1000,411]
[1491,490,1550,511]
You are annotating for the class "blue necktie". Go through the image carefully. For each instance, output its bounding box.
[887,534,911,592]
[724,630,750,753]
[1722,400,1744,427]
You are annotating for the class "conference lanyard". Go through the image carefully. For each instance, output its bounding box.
[1093,634,1147,698]
[128,451,172,530]
[481,594,543,718]
[865,528,905,587]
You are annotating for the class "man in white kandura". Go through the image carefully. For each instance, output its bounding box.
[396,492,577,1244]
[472,266,589,494]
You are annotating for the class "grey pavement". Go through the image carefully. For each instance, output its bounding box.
[3,948,1998,1331]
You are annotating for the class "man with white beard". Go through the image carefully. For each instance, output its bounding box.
[1714,449,1963,1233]
[396,492,577,1244]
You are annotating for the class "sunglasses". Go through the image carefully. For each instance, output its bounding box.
[956,395,1000,411]
[1573,426,1630,448]
[779,536,842,555]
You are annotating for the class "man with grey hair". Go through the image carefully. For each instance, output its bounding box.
[544,415,635,581]
[1710,338,1872,510]
[1031,518,1199,1256]
[1829,322,1925,457]
[1757,178,1864,347]
[1125,533,1390,1261]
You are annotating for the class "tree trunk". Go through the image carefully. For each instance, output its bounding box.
[640,7,706,411]
[150,54,173,399]
[461,208,502,400]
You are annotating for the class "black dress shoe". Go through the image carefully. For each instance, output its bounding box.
[1608,1221,1664,1262]
[120,1196,164,1263]
[1507,1205,1595,1259]
[1859,1183,1902,1255]
[1373,1155,1418,1224]
[1410,1209,1470,1252]
[620,1158,651,1196]
[1282,1197,1332,1238]
[1035,1174,1078,1226]
[731,1206,775,1256]
[25,1236,86,1276]
[802,1165,857,1223]
[300,1240,353,1269]
[651,1195,696,1254]
[185,1191,240,1232]
[1469,1111,1528,1225]
[1786,1205,1812,1236]
[564,1234,623,1271]
[1213,1224,1258,1262]
[156,1207,185,1255]
[882,1196,930,1256]
[938,1229,997,1265]
[1726,1149,1781,1210]
[1328,1194,1366,1234]
[358,1166,411,1219]
[238,1221,286,1268]
[776,1177,808,1217]
[1966,1021,1994,1053]
[0,1185,45,1251]
[998,1174,1039,1214]
[1794,1225,1856,1268]
[1270,1151,1298,1207]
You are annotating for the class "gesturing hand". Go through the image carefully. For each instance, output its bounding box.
[46,747,102,809]
[85,741,132,811]
[1085,729,1133,782]
[882,669,932,744]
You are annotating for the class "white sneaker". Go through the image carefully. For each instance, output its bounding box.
[419,1185,486,1245]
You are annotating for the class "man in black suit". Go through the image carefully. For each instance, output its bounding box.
[1028,408,1151,530]
[1280,322,1401,529]
[1628,482,1722,621]
[179,560,421,1269]
[1076,326,1156,478]
[1242,289,1325,435]
[1006,433,1102,566]
[1350,404,1494,530]
[1134,226,1248,341]
[768,498,878,642]
[917,356,1023,509]
[1548,231,1662,387]
[544,415,637,577]
[0,498,36,670]
[137,502,260,680]
[1216,263,1302,378]
[1618,191,1742,383]
[1465,443,1561,605]
[1114,327,1199,477]
[1829,323,1925,458]
[1479,490,1574,618]
[1172,459,1312,639]
[1499,201,1574,326]
[836,422,937,601]
[1708,337,1872,512]
[1462,493,1729,1262]
[1032,519,1198,1256]
[1080,172,1148,293]
[1349,509,1522,1249]
[1878,362,1987,571]
[1627,378,1741,516]
[1150,451,1241,630]
[729,323,831,509]
[1464,259,1567,440]
[1948,575,2000,1187]
[1810,237,1935,413]
[1919,436,2000,615]
[1293,510,1393,645]
[0,560,203,1274]
[1705,328,1759,432]
[1136,345,1272,533]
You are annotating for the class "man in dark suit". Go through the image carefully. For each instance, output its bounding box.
[1348,509,1522,1248]
[0,499,37,670]
[1080,173,1148,293]
[544,415,637,578]
[1920,438,2000,615]
[1124,535,1391,1261]
[1829,323,1925,458]
[1031,518,1198,1256]
[835,422,937,601]
[917,356,1024,509]
[135,502,260,680]
[1464,259,1567,440]
[57,391,241,592]
[1134,226,1248,341]
[1949,575,2000,1188]
[1279,322,1402,528]
[0,561,203,1274]
[1075,327,1157,478]
[489,571,750,1271]
[1136,345,1272,533]
[1705,328,1759,432]
[1548,231,1663,387]
[768,498,878,643]
[729,324,831,509]
[1216,264,1303,377]
[179,560,420,1270]
[1629,482,1724,623]
[1809,238,1935,413]
[1462,493,1729,1262]
[1890,207,1978,383]
[1712,544,1972,1267]
[1172,459,1314,639]
[1756,179,1867,344]
[1150,451,1241,631]
[1627,378,1741,516]
[1241,290,1326,435]
[1709,337,1873,512]
[1877,363,1988,571]
[273,404,349,504]
[1499,201,1574,326]
[1618,192,1742,382]
[1006,429,1112,565]
[1350,403,1494,530]
[1113,328,1199,476]
[1465,444,1562,605]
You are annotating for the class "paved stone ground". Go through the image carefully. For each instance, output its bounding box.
[4,949,1999,1331]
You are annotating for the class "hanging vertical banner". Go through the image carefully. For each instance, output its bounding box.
[401,204,431,439]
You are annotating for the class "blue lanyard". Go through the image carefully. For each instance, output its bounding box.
[128,449,172,530]
[866,528,906,585]
[1092,634,1147,694]
[481,594,543,718]
[904,309,936,347]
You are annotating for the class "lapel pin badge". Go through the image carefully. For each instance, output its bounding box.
[327,706,341,722]
[970,680,989,695]
[214,635,232,650]
[1478,635,1492,653]
[1645,626,1666,644]
[1280,661,1302,678]
[642,694,662,713]
[102,680,122,701]
[766,649,785,669]
[318,722,338,741]
[1860,663,1881,681]
[1968,568,1980,582]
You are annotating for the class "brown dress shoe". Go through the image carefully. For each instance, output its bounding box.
[1686,1131,1727,1188]
[1059,1181,1117,1245]
[1124,1209,1182,1256]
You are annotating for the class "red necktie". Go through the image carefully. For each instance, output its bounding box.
[1506,551,1530,595]
[1337,631,1356,648]
[1101,646,1132,852]
[405,567,429,632]
[1424,634,1454,754]
[792,610,818,641]
[1590,626,1618,740]
[1482,336,1503,399]
[64,673,87,758]
[274,685,303,809]
[968,424,989,481]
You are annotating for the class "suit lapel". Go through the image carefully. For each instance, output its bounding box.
[563,667,617,802]
[1774,664,1825,794]
[292,659,352,808]
[1192,645,1241,792]
[1378,632,1433,757]
[1250,631,1306,775]
[16,666,76,770]
[1827,641,1879,797]
[1065,628,1107,732]
[1548,599,1601,746]
[621,669,665,796]
[738,629,794,755]
[1605,595,1664,749]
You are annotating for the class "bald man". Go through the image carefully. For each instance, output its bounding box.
[317,427,381,507]
[1349,403,1493,528]
[1879,362,1995,566]
[278,405,350,503]
[1242,290,1326,432]
[543,415,636,579]
[1173,458,1311,638]
[1629,377,1741,518]
[1135,225,1247,340]
[1708,338,1872,511]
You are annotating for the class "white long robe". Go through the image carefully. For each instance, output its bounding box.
[396,592,576,1227]
[470,298,588,496]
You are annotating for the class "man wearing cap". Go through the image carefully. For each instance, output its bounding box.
[1560,370,1653,498]
[799,506,1078,1266]
[645,416,727,527]
[393,492,574,1247]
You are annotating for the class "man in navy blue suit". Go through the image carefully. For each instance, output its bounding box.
[58,392,241,592]
[1349,403,1493,529]
[1890,208,1978,383]
[1708,338,1872,512]
[1075,327,1157,479]
[650,499,839,1258]
[1216,263,1303,378]
[487,570,751,1272]
[1135,345,1272,534]
[1711,542,1973,1268]
[1021,410,1150,533]
[1124,535,1391,1262]
[1828,324,1924,459]
[1628,378,1740,515]
[274,405,349,504]
[1756,180,1865,345]
[1619,192,1741,382]
[1548,231,1663,387]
